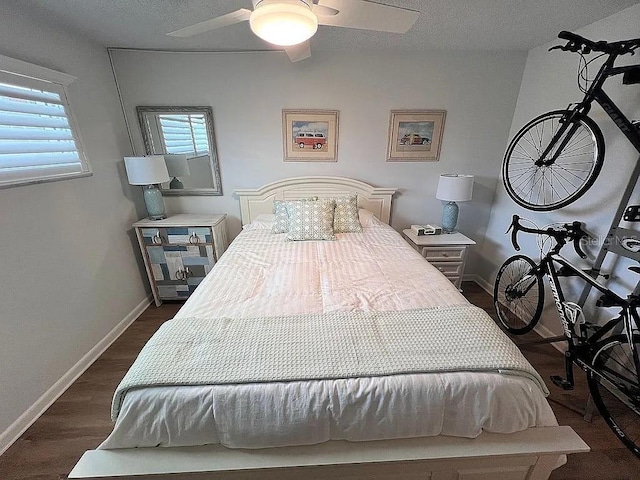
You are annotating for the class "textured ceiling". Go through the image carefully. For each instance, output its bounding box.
[9,0,640,53]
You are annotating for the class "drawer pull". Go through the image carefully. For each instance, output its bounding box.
[438,267,444,272]
[175,268,192,281]
[152,232,163,245]
[189,233,200,245]
[442,253,449,257]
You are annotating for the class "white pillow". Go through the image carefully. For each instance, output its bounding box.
[244,213,276,231]
[358,208,384,227]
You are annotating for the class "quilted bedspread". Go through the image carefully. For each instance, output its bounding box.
[111,304,548,421]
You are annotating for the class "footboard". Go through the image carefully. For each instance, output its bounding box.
[69,426,588,480]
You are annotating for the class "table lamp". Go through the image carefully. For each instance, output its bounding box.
[164,154,190,189]
[436,174,474,233]
[124,156,170,220]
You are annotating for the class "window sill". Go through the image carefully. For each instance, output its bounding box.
[0,171,93,190]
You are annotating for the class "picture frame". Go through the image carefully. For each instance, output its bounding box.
[282,109,339,162]
[387,110,447,162]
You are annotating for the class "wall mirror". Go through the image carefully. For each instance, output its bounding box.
[136,106,222,195]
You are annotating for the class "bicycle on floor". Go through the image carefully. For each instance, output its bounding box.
[502,31,640,211]
[493,215,640,457]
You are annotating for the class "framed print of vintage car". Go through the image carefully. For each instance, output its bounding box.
[282,109,339,162]
[387,110,446,162]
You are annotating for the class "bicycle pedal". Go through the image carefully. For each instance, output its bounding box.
[551,375,574,390]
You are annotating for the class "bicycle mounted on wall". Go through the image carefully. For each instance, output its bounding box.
[495,31,640,458]
[502,31,640,211]
[494,215,640,457]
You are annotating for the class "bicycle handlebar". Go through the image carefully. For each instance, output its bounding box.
[508,215,588,258]
[551,30,640,56]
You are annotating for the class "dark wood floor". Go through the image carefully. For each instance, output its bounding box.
[0,282,637,479]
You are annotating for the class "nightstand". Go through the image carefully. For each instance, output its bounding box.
[402,230,476,290]
[134,214,228,306]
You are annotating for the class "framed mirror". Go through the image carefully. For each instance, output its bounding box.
[136,106,222,195]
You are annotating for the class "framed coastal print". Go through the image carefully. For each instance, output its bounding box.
[387,110,446,162]
[282,109,339,162]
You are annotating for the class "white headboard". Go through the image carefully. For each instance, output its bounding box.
[235,176,397,226]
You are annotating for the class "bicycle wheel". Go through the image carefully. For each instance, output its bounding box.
[588,334,640,458]
[493,255,544,334]
[503,110,604,211]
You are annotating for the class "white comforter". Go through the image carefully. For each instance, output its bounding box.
[100,217,557,449]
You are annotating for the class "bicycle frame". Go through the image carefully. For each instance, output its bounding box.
[521,251,640,388]
[542,253,624,340]
[539,54,640,165]
[502,210,640,453]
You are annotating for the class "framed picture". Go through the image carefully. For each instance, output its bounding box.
[387,110,446,162]
[282,109,339,162]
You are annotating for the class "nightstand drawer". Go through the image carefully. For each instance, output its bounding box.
[421,246,466,261]
[431,261,463,277]
[140,227,213,246]
[402,229,474,292]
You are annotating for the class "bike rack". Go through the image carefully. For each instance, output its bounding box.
[574,154,640,422]
[577,154,640,306]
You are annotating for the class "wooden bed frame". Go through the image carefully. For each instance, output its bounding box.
[69,176,589,480]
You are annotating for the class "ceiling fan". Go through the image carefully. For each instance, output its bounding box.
[167,0,420,62]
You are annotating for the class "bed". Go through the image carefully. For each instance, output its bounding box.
[70,176,588,480]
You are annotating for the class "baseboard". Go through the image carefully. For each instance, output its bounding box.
[465,274,492,295]
[0,295,152,456]
[466,274,565,353]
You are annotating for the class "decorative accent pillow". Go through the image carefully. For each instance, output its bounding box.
[286,199,336,241]
[272,198,318,234]
[272,200,290,233]
[333,195,363,233]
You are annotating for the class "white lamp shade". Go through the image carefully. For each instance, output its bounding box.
[249,1,318,46]
[124,156,170,185]
[436,174,474,202]
[164,154,190,177]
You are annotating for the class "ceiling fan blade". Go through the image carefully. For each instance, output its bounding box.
[316,0,419,33]
[284,40,312,63]
[311,4,339,16]
[167,9,252,37]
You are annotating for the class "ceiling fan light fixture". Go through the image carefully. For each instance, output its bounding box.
[249,2,318,46]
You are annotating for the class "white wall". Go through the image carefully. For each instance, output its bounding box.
[110,48,527,274]
[478,3,640,335]
[0,4,147,447]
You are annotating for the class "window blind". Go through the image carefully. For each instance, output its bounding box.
[0,67,89,187]
[158,114,209,156]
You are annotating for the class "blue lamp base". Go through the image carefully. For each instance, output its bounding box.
[143,184,167,220]
[441,201,459,233]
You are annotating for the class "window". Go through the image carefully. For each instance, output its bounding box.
[0,55,90,188]
[158,114,209,157]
